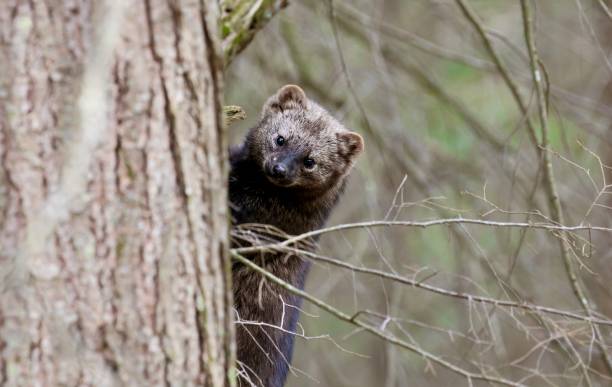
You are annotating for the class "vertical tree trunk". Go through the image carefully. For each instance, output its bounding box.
[0,1,233,386]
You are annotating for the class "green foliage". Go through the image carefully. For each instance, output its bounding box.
[441,61,479,83]
[424,104,475,158]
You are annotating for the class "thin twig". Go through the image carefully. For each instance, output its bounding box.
[234,218,612,255]
[233,243,612,327]
[232,252,526,387]
[598,0,612,21]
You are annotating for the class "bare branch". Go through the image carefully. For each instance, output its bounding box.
[232,252,526,387]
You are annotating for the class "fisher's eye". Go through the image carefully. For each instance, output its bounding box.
[303,158,316,169]
[275,135,285,146]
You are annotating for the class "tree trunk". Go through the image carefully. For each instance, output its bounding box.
[0,1,233,386]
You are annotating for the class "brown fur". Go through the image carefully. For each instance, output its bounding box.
[230,85,363,387]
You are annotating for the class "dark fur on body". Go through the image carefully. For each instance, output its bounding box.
[230,85,363,387]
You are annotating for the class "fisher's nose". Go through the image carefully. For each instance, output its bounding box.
[271,163,287,178]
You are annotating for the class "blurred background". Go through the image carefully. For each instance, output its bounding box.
[226,1,612,386]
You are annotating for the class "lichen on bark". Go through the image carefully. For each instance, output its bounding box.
[220,0,289,65]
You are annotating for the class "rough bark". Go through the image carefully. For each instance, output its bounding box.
[0,1,233,386]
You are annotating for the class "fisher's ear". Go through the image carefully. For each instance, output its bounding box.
[336,131,364,161]
[262,85,308,115]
